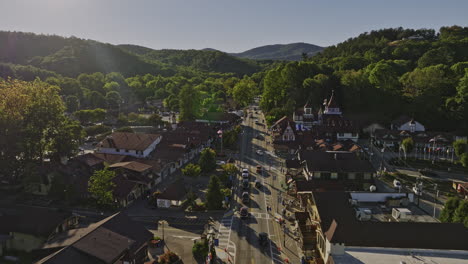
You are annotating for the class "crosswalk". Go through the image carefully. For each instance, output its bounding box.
[216,214,236,262]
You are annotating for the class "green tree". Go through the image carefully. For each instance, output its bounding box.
[453,200,468,226]
[453,139,467,157]
[460,153,468,168]
[89,91,106,108]
[50,120,85,160]
[179,84,201,121]
[198,148,217,173]
[147,113,163,127]
[368,60,401,93]
[88,168,116,207]
[105,91,122,109]
[221,163,238,176]
[440,197,461,223]
[103,81,120,93]
[206,175,223,210]
[65,95,80,112]
[232,78,256,106]
[400,137,414,158]
[182,163,202,178]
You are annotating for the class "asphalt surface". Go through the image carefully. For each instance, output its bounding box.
[225,108,300,264]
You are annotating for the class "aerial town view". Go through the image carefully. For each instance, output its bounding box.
[0,1,467,263]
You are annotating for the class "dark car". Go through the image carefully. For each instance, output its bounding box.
[240,207,249,219]
[242,179,249,190]
[419,168,439,177]
[259,232,268,247]
[256,165,262,173]
[255,180,261,188]
[242,192,249,203]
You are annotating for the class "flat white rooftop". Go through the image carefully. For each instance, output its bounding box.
[333,247,468,264]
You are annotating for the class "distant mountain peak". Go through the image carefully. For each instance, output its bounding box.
[230,42,324,61]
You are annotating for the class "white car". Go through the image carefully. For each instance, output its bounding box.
[413,186,422,196]
[256,150,264,156]
[393,180,401,189]
[216,160,226,165]
[242,172,249,178]
[242,168,249,174]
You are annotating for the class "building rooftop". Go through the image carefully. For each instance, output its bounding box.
[98,132,161,151]
[312,191,468,250]
[333,247,468,264]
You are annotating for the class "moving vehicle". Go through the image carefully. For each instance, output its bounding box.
[242,168,249,174]
[242,179,249,190]
[259,232,268,247]
[255,180,261,188]
[393,179,401,189]
[240,207,249,219]
[242,172,249,179]
[242,192,249,203]
[256,165,262,173]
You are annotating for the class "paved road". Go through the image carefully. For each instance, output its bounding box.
[219,108,300,264]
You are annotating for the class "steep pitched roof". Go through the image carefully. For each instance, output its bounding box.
[327,90,339,108]
[37,212,152,264]
[109,161,152,173]
[98,132,160,151]
[0,207,72,237]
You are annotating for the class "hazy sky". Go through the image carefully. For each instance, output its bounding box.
[0,0,467,52]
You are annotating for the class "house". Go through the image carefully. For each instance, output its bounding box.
[157,181,187,208]
[298,151,376,191]
[0,207,79,255]
[391,115,425,132]
[297,191,468,264]
[96,132,162,158]
[272,91,361,153]
[37,212,153,264]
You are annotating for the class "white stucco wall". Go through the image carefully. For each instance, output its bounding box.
[398,121,425,132]
[97,136,161,158]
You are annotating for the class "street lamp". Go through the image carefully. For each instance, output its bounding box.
[158,220,167,241]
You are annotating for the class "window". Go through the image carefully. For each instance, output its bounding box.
[125,149,129,153]
[348,173,355,180]
[331,173,338,179]
[352,133,357,137]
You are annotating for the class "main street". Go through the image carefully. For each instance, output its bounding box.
[219,106,301,264]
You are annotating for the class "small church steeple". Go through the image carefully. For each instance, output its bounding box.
[323,90,342,115]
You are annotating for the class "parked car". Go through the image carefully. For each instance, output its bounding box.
[216,160,226,165]
[413,186,422,196]
[255,134,263,140]
[255,180,261,188]
[393,179,401,189]
[256,150,264,156]
[242,172,249,179]
[259,232,268,247]
[419,168,438,178]
[242,168,249,174]
[256,165,262,173]
[242,192,249,203]
[240,207,249,219]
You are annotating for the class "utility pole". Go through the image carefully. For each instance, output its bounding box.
[433,183,438,218]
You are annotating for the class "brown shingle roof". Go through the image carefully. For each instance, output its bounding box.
[37,212,152,264]
[98,132,160,151]
[109,161,152,173]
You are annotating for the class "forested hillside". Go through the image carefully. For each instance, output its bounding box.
[120,45,264,76]
[230,42,324,61]
[0,31,267,78]
[260,26,468,133]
